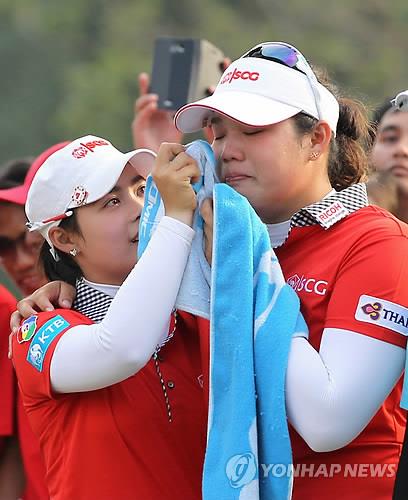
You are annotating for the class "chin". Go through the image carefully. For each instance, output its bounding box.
[393,180,408,199]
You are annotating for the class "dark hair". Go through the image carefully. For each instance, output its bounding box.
[292,66,374,191]
[372,98,393,126]
[0,157,34,189]
[40,211,83,286]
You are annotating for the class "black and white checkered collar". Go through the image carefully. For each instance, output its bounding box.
[291,183,368,229]
[72,278,113,323]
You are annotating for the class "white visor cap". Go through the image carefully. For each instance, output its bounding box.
[26,135,156,248]
[175,57,339,135]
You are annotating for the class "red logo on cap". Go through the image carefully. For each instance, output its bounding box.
[71,140,110,159]
[220,68,260,85]
[71,186,88,206]
[72,147,89,159]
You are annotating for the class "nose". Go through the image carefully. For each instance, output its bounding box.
[394,139,408,158]
[129,192,144,219]
[216,136,245,163]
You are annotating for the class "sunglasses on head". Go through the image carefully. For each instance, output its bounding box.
[241,42,322,119]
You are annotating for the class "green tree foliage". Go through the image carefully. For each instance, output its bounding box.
[1,0,408,161]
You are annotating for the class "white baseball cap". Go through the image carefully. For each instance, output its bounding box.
[175,42,339,135]
[26,135,156,256]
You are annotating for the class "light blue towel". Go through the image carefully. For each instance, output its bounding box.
[138,140,308,500]
[138,139,215,318]
[206,183,308,500]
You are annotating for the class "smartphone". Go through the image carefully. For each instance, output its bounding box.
[150,37,224,111]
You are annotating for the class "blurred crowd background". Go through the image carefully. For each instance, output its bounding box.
[1,0,408,291]
[1,0,408,159]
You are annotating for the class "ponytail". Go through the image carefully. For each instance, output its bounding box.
[328,97,373,189]
[293,66,374,190]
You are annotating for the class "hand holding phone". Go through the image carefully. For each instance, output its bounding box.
[131,72,183,151]
[150,37,225,111]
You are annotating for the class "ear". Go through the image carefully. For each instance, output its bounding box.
[48,226,78,256]
[309,120,332,158]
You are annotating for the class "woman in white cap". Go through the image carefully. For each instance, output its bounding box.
[174,43,408,499]
[11,135,207,500]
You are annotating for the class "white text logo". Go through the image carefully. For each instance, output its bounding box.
[287,274,328,296]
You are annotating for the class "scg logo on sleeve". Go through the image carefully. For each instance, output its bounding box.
[287,274,328,296]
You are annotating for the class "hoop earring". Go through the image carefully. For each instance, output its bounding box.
[69,248,78,257]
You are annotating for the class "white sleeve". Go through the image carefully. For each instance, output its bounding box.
[285,328,405,452]
[50,216,194,394]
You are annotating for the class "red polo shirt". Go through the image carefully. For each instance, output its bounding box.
[0,286,17,452]
[13,309,206,500]
[18,394,49,500]
[275,205,408,499]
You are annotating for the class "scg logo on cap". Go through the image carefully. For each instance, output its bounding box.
[71,140,110,159]
[220,68,260,85]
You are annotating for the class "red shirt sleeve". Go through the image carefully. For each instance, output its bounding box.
[325,231,408,348]
[0,286,17,437]
[12,310,90,401]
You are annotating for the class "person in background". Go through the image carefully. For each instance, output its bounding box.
[0,284,24,499]
[370,90,408,222]
[0,144,68,500]
[387,89,408,500]
[0,144,68,296]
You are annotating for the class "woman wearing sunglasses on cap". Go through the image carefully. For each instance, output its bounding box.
[11,135,206,500]
[175,42,408,499]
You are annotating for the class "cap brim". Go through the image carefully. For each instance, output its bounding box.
[127,148,156,179]
[175,91,302,133]
[0,185,27,205]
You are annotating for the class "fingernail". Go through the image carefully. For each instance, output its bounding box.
[12,326,18,334]
[62,300,71,308]
[45,306,54,311]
